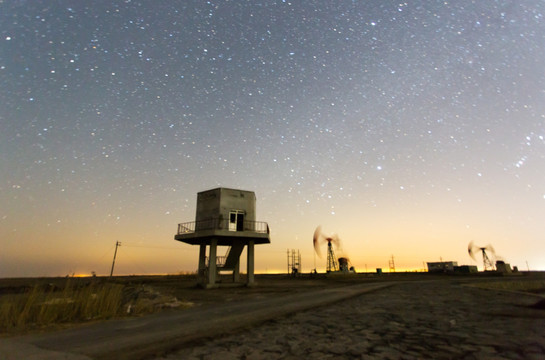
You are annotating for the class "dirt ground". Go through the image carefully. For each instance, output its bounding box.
[158,275,545,360]
[114,271,545,306]
[1,272,545,359]
[2,271,544,335]
[2,271,545,306]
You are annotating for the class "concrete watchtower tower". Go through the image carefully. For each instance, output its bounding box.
[175,188,270,288]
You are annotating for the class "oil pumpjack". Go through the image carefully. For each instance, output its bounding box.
[313,226,355,273]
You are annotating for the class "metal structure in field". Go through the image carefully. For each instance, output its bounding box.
[313,226,340,273]
[312,226,356,274]
[388,255,396,273]
[313,226,355,273]
[468,241,496,271]
[287,249,301,275]
[326,241,339,272]
[175,188,270,288]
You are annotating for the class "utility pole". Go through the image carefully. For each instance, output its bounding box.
[110,241,121,277]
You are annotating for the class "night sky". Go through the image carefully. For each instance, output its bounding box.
[1,1,544,277]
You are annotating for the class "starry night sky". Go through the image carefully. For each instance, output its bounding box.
[1,1,544,277]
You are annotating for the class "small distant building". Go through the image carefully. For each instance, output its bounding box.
[495,260,512,274]
[338,257,355,273]
[453,265,478,274]
[174,188,270,288]
[427,261,458,273]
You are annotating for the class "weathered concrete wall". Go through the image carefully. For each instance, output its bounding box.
[195,188,221,222]
[219,188,256,222]
[195,188,256,222]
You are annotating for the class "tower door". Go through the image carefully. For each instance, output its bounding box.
[229,211,244,231]
[236,213,244,231]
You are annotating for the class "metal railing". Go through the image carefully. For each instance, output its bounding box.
[177,219,269,235]
[205,255,226,267]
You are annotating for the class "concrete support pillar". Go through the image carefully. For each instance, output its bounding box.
[208,238,217,288]
[198,243,206,283]
[246,240,255,286]
[233,259,240,282]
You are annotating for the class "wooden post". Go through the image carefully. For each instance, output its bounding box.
[110,241,121,277]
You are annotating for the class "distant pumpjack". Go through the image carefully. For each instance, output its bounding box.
[468,241,495,271]
[313,226,340,273]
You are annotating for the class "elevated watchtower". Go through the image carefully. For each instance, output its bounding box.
[175,188,270,288]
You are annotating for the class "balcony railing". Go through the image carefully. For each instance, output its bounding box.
[177,219,269,235]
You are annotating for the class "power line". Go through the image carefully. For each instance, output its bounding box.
[118,246,149,275]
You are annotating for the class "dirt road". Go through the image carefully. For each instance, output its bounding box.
[158,279,545,360]
[0,279,391,360]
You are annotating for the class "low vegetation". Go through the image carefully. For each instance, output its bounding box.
[0,280,124,333]
[0,277,190,334]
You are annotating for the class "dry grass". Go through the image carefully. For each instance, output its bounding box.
[0,277,194,335]
[0,280,124,333]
